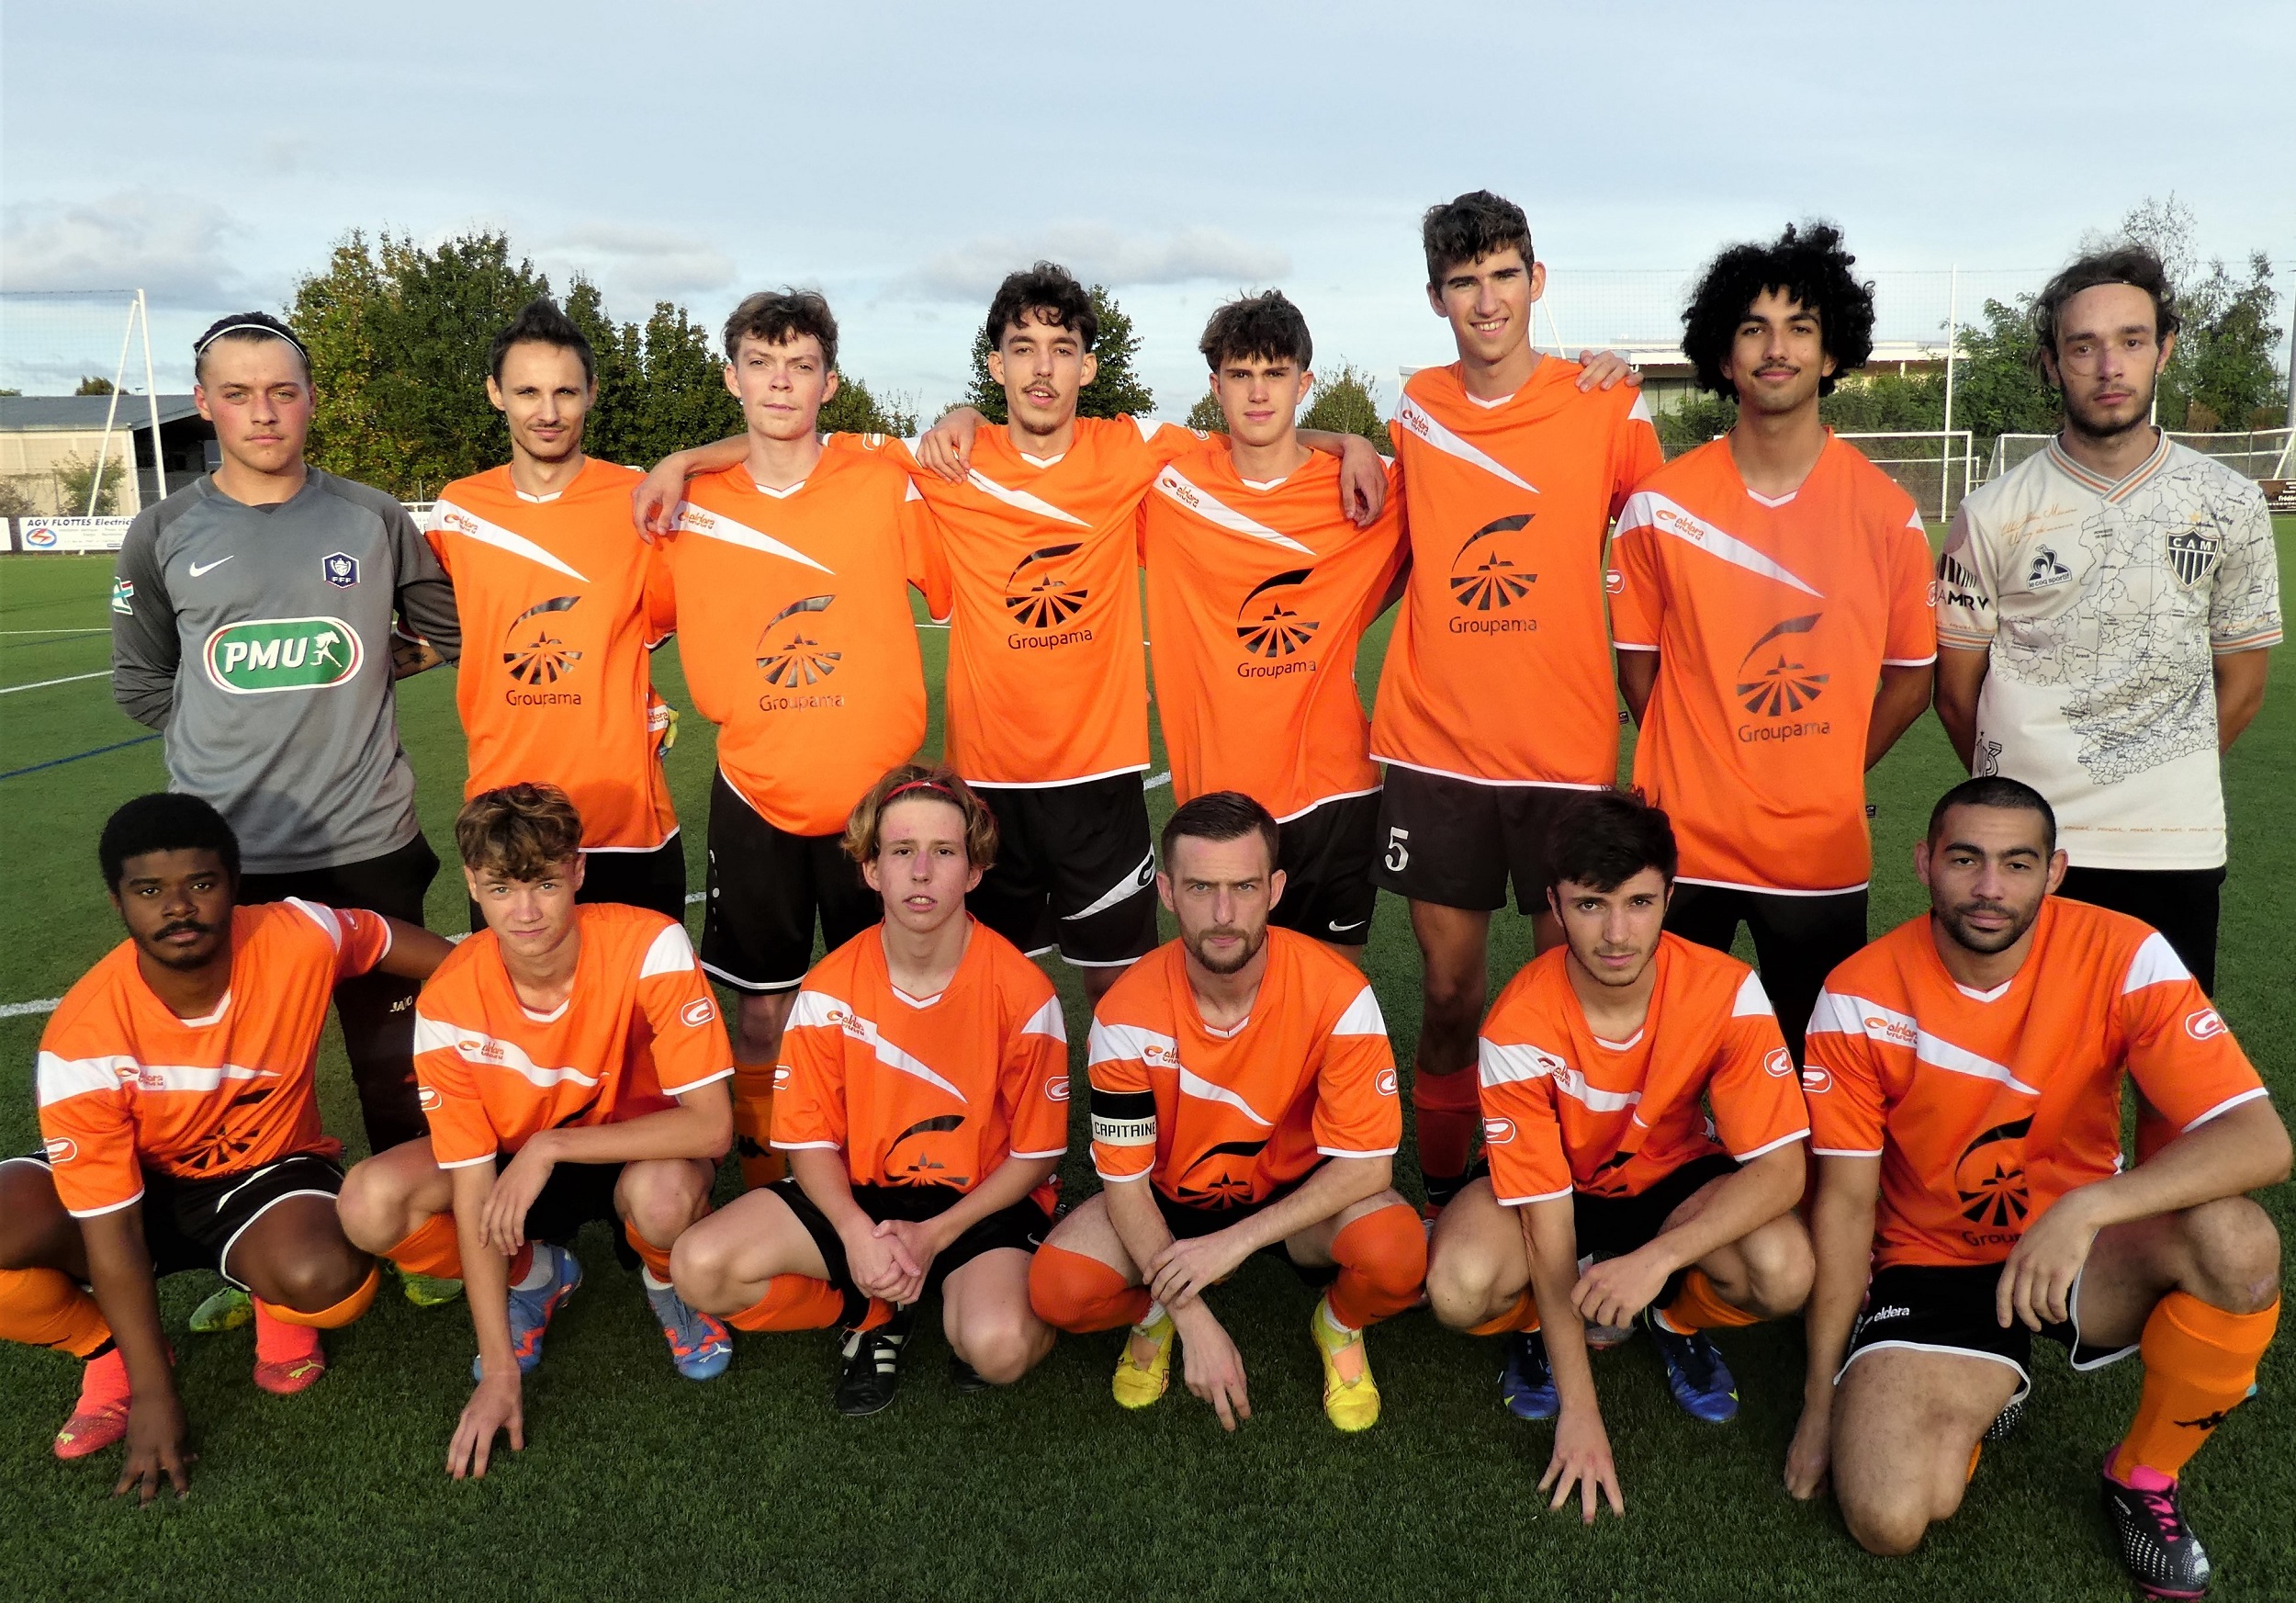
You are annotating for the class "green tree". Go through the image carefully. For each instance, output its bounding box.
[1184,389,1225,432]
[819,374,920,438]
[1300,360,1392,454]
[74,376,115,396]
[2170,253,2282,430]
[57,451,125,514]
[1654,393,1737,457]
[1949,296,2061,444]
[965,285,1153,423]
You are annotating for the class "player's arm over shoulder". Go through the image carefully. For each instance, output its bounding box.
[322,473,464,660]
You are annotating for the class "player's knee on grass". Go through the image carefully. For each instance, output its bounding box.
[950,1297,1052,1385]
[241,1235,372,1315]
[668,1214,746,1312]
[2173,1195,2282,1314]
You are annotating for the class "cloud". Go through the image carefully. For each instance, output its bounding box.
[0,191,245,304]
[902,224,1290,300]
[541,223,737,303]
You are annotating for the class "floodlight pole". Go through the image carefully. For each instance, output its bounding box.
[87,296,137,517]
[139,292,163,510]
[1939,266,1959,522]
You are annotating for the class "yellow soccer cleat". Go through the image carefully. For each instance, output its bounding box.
[1111,1310,1175,1410]
[1310,1294,1381,1433]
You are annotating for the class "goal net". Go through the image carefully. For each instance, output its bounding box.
[1987,427,2294,486]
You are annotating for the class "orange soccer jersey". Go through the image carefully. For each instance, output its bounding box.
[1087,928,1399,1207]
[833,418,1208,786]
[1141,444,1407,818]
[1477,933,1808,1204]
[412,904,734,1168]
[427,459,679,852]
[1371,358,1662,788]
[1611,436,1937,893]
[771,920,1068,1210]
[1804,897,2268,1269]
[36,900,389,1216]
[663,450,950,837]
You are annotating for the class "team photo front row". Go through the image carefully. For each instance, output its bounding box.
[4,771,2281,1598]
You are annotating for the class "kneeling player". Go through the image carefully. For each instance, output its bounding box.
[1791,778,2286,1599]
[1426,790,1812,1520]
[0,795,448,1497]
[671,766,1067,1415]
[1030,792,1424,1433]
[336,784,735,1479]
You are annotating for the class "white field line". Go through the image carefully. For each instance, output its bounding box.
[2,669,111,694]
[1,998,61,1019]
[0,628,108,634]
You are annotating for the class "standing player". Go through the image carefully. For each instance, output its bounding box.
[426,299,684,925]
[1372,193,1665,1211]
[334,785,736,1479]
[1030,793,1425,1433]
[1790,778,2285,1600]
[112,312,462,1163]
[1426,791,1812,1519]
[657,290,948,1189]
[0,795,447,1495]
[1612,223,1936,1062]
[1141,290,1408,958]
[1933,246,2279,996]
[671,766,1068,1416]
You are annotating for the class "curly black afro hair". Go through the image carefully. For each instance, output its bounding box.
[1680,221,1875,400]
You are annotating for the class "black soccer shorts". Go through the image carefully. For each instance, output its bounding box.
[1840,1260,2138,1406]
[701,770,877,992]
[773,1179,1052,1327]
[967,773,1159,968]
[1371,764,1574,916]
[9,1147,344,1290]
[1273,792,1381,945]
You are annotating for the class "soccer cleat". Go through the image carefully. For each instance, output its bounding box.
[53,1348,134,1462]
[1583,1318,1636,1351]
[2101,1457,2213,1599]
[1499,1330,1559,1420]
[1112,1310,1175,1410]
[645,1281,732,1382]
[1984,1393,2026,1443]
[949,1353,992,1394]
[471,1244,582,1382]
[833,1316,908,1417]
[1309,1296,1381,1432]
[189,1287,253,1333]
[253,1342,329,1396]
[1641,1307,1739,1423]
[400,1270,466,1308]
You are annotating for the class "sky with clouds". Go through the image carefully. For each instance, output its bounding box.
[5,1,2290,412]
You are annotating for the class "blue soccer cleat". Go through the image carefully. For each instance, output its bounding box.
[1499,1329,1559,1420]
[645,1280,732,1381]
[473,1243,582,1381]
[1640,1306,1739,1422]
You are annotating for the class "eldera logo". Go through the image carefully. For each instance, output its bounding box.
[204,617,362,694]
[1233,568,1320,672]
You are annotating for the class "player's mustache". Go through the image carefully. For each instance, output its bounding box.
[153,919,216,942]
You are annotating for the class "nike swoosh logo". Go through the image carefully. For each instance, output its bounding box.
[187,555,235,577]
[1327,920,1367,933]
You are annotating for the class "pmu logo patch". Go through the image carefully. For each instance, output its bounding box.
[756,594,839,685]
[321,551,360,588]
[502,595,583,684]
[1449,514,1536,610]
[1736,615,1828,716]
[1004,543,1088,629]
[1953,1115,2032,1227]
[203,617,362,694]
[1234,568,1320,660]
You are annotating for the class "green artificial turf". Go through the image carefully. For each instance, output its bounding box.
[1,531,2290,1600]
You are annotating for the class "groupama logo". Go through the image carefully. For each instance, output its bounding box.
[1004,544,1089,629]
[1449,514,1536,611]
[756,594,840,686]
[203,617,361,694]
[1736,614,1829,717]
[502,595,584,685]
[1234,568,1321,659]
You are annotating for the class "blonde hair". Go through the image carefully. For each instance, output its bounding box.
[842,764,996,870]
[456,783,584,879]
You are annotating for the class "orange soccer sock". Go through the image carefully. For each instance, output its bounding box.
[731,1060,785,1191]
[1028,1244,1153,1334]
[726,1274,846,1333]
[257,1264,380,1330]
[386,1214,464,1281]
[1327,1203,1429,1328]
[252,1297,323,1367]
[2110,1293,2280,1483]
[1659,1269,1763,1334]
[1468,1289,1542,1338]
[624,1219,676,1282]
[0,1267,113,1357]
[1412,1067,1481,1205]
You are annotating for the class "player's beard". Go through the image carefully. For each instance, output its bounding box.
[141,918,223,971]
[1186,922,1266,976]
[1934,894,2042,956]
[2062,366,2157,446]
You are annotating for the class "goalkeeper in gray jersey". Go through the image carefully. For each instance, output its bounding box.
[111,312,462,1164]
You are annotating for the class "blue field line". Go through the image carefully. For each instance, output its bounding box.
[0,732,161,781]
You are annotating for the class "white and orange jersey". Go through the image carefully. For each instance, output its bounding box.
[1371,358,1662,789]
[831,417,1209,786]
[1610,435,1937,893]
[412,903,734,1168]
[662,450,949,837]
[1804,897,2268,1270]
[428,460,679,852]
[36,901,390,1216]
[1141,444,1407,818]
[1477,934,1807,1205]
[772,920,1067,1212]
[1087,929,1399,1208]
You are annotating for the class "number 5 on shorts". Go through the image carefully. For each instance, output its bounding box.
[1384,827,1410,874]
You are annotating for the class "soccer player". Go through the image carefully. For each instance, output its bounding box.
[0,794,448,1496]
[1141,290,1408,958]
[1029,792,1424,1433]
[334,785,736,1479]
[425,298,684,927]
[1426,790,1813,1519]
[1611,223,1936,1063]
[1371,193,1665,1212]
[670,766,1068,1416]
[1933,246,2280,997]
[638,263,1386,1010]
[111,312,463,1163]
[1790,777,2286,1599]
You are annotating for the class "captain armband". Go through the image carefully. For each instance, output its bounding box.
[1090,1087,1157,1147]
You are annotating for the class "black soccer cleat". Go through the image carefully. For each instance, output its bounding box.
[949,1352,992,1394]
[833,1317,909,1417]
[1983,1394,2026,1443]
[2100,1456,2213,1599]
